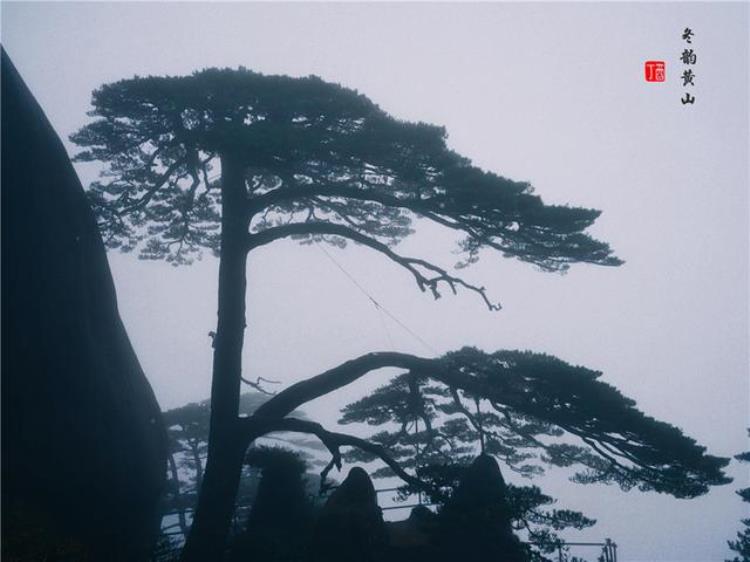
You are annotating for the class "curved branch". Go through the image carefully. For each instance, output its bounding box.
[252,352,427,420]
[239,349,727,498]
[242,417,430,492]
[247,185,524,259]
[248,222,500,310]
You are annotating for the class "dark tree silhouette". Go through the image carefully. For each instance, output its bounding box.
[338,350,729,497]
[249,349,728,559]
[727,431,750,562]
[70,67,726,561]
[164,393,279,505]
[161,392,323,539]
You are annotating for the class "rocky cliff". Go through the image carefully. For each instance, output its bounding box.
[1,49,167,561]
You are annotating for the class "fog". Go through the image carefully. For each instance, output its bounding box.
[2,2,747,560]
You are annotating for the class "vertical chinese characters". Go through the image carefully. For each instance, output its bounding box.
[680,27,696,105]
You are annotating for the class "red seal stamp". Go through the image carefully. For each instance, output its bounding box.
[644,61,666,82]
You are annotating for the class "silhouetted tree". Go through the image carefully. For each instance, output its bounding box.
[163,393,269,503]
[727,431,750,562]
[160,392,323,540]
[339,351,729,497]
[164,401,210,498]
[71,67,727,561]
[339,356,735,558]
[164,436,190,537]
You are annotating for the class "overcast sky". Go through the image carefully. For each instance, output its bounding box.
[2,2,748,561]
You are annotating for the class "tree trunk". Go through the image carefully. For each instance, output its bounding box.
[180,154,249,562]
[188,439,204,490]
[181,434,247,561]
[167,451,188,536]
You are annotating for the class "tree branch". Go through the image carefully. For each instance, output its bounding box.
[407,373,435,442]
[241,417,430,493]
[248,222,500,310]
[238,349,726,498]
[115,158,186,216]
[251,352,429,421]
[248,185,424,219]
[450,387,487,454]
[247,184,520,256]
[240,376,280,396]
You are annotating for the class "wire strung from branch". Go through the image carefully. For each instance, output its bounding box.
[375,304,396,349]
[315,242,437,355]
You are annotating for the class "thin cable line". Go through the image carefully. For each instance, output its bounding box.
[376,305,395,349]
[375,300,437,355]
[315,243,437,355]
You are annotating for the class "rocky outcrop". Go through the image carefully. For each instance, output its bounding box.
[386,505,438,562]
[311,467,388,562]
[1,49,166,560]
[229,448,315,562]
[435,455,529,562]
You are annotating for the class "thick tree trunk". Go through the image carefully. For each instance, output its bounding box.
[180,154,250,562]
[181,435,247,560]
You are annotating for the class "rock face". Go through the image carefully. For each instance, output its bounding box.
[386,505,438,562]
[1,50,167,560]
[229,448,314,562]
[435,455,529,562]
[311,467,388,562]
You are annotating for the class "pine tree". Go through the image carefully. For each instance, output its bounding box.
[71,67,727,561]
[727,432,750,562]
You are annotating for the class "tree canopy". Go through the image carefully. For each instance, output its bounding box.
[70,67,726,562]
[727,432,750,562]
[231,347,729,561]
[72,67,620,309]
[338,348,730,499]
[164,392,324,479]
[159,392,325,543]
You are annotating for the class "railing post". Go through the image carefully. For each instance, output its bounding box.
[604,538,613,562]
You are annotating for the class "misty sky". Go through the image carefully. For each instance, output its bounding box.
[2,2,748,561]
